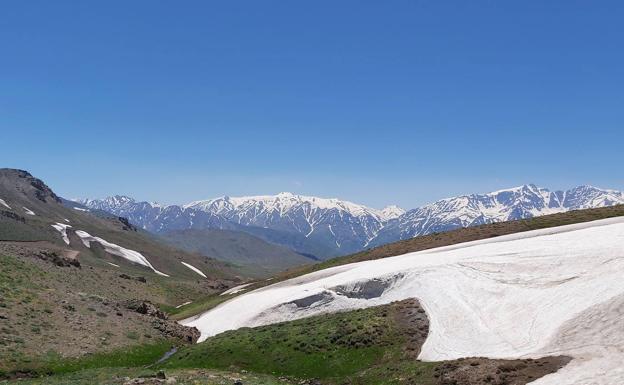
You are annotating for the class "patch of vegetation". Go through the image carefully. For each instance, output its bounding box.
[3,341,172,378]
[165,295,230,321]
[0,367,293,385]
[125,331,139,340]
[162,303,438,384]
[0,254,43,300]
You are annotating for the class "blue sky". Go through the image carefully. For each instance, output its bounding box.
[1,1,622,209]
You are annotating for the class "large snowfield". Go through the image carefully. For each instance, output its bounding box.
[183,217,624,384]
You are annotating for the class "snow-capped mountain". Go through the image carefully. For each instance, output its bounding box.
[184,192,401,255]
[78,193,403,258]
[369,184,624,247]
[77,195,234,233]
[79,185,623,259]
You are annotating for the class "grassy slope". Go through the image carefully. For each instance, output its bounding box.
[159,228,314,277]
[0,169,252,376]
[4,301,568,385]
[160,301,567,385]
[0,168,240,280]
[5,302,435,384]
[0,249,180,372]
[1,368,292,385]
[162,305,419,382]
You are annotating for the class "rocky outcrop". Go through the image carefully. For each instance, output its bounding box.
[118,216,137,231]
[36,250,81,268]
[125,300,168,320]
[12,169,62,203]
[124,300,200,344]
[151,319,200,344]
[120,273,147,283]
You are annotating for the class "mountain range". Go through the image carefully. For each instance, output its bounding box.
[78,184,624,258]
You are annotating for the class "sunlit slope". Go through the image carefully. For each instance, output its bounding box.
[184,217,624,385]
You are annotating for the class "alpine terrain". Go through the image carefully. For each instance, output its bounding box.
[80,185,624,259]
[3,168,624,385]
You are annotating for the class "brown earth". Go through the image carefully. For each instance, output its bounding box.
[0,241,211,371]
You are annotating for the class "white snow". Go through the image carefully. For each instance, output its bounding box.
[0,198,11,209]
[64,218,70,223]
[175,301,193,309]
[181,261,207,278]
[107,262,120,267]
[185,192,390,221]
[183,217,624,385]
[22,207,35,215]
[74,230,169,276]
[379,205,405,220]
[220,283,253,296]
[51,223,71,245]
[73,207,89,212]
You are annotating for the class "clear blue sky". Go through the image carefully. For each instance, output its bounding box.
[1,1,622,209]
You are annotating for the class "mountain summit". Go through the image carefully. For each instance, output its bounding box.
[80,185,624,258]
[369,184,624,246]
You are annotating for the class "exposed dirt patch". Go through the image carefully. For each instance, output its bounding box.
[392,298,429,358]
[433,356,571,385]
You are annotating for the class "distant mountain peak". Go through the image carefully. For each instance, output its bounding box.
[370,184,624,247]
[81,184,624,259]
[380,205,405,220]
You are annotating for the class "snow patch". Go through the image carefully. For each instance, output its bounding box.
[107,262,120,267]
[220,283,253,296]
[73,207,89,212]
[22,207,35,215]
[175,301,193,309]
[0,198,11,209]
[74,230,169,276]
[51,223,71,245]
[181,261,207,278]
[183,217,624,385]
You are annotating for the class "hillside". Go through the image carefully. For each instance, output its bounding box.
[0,169,244,375]
[159,229,316,277]
[6,300,569,385]
[183,216,624,384]
[165,300,568,385]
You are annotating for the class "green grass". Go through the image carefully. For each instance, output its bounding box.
[4,341,172,378]
[0,254,44,298]
[0,367,293,385]
[165,294,230,321]
[161,303,439,385]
